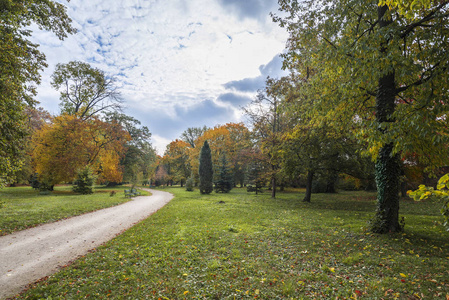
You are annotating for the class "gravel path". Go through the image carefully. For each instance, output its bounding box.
[0,189,173,299]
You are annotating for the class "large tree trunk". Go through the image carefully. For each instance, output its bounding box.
[371,6,402,233]
[271,170,276,198]
[373,144,401,233]
[303,170,314,202]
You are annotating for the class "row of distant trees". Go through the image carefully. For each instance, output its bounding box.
[153,119,373,195]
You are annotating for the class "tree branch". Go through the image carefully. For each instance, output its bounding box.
[395,61,441,93]
[400,1,449,39]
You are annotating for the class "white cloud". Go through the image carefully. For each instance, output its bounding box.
[31,0,288,154]
[152,134,172,156]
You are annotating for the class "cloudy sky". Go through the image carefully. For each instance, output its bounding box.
[32,0,288,154]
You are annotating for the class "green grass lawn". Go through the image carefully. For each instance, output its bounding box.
[11,187,449,299]
[0,185,149,236]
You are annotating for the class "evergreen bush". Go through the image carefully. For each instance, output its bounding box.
[30,173,40,190]
[38,175,54,194]
[214,154,233,193]
[73,166,97,194]
[185,177,194,191]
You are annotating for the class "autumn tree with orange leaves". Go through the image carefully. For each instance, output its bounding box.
[32,114,130,187]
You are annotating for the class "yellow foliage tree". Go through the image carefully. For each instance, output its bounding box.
[32,114,130,186]
[379,0,441,19]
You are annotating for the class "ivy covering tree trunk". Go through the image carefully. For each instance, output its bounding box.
[369,6,402,233]
[372,144,401,232]
[199,141,213,194]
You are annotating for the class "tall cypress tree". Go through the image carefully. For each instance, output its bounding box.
[199,140,213,194]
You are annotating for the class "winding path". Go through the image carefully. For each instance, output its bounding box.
[0,189,173,299]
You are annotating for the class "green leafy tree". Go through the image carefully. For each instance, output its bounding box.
[282,124,340,202]
[12,107,53,186]
[163,140,191,187]
[214,154,233,193]
[199,140,213,194]
[51,61,123,119]
[104,112,156,185]
[0,0,75,187]
[245,79,287,198]
[274,0,449,233]
[180,126,209,148]
[246,149,266,195]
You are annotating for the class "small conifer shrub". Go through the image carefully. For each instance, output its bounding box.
[73,166,97,194]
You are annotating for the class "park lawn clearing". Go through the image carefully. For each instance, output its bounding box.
[0,185,149,236]
[14,187,449,299]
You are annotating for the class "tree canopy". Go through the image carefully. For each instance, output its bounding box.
[32,114,130,186]
[104,112,156,184]
[180,126,209,148]
[51,61,123,119]
[379,0,441,18]
[0,0,75,187]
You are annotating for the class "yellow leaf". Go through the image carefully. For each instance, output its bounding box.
[183,291,189,295]
[400,273,407,278]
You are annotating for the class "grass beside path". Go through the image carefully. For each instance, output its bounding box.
[14,187,449,299]
[0,185,149,236]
